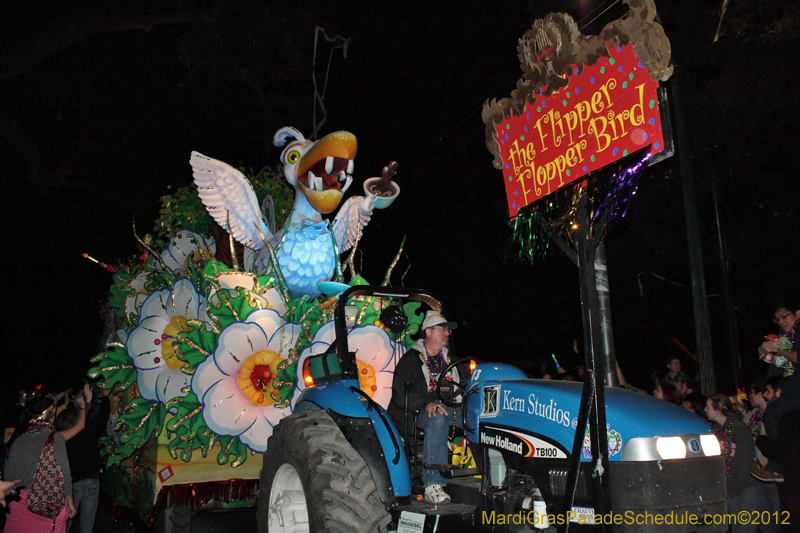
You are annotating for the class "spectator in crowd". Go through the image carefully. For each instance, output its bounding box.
[678,378,699,401]
[3,394,82,532]
[758,301,798,381]
[55,386,110,533]
[682,391,708,418]
[4,386,88,449]
[753,374,793,482]
[661,356,689,389]
[705,393,760,533]
[745,378,769,467]
[745,378,780,533]
[753,301,799,483]
[525,357,558,379]
[763,376,784,404]
[653,378,681,405]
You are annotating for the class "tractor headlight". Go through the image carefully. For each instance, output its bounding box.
[624,434,719,461]
[700,434,721,456]
[656,436,686,459]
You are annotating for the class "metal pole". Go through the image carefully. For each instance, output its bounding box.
[712,181,740,390]
[595,241,619,387]
[671,75,716,396]
[574,199,611,531]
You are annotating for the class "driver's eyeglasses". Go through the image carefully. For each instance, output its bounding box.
[773,313,793,324]
[434,326,451,333]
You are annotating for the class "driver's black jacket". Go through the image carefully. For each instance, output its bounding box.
[387,346,465,436]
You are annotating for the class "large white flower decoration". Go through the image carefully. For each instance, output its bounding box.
[191,308,302,453]
[159,230,216,273]
[128,279,210,404]
[296,322,402,409]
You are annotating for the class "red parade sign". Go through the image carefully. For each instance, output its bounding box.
[495,43,668,218]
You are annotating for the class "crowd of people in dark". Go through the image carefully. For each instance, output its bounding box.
[1,383,109,533]
[522,299,799,532]
[655,300,799,533]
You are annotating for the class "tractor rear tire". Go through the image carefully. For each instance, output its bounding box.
[257,409,392,533]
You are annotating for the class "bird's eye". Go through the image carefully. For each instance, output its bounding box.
[285,150,301,165]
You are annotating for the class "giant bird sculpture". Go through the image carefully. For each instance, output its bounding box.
[190,127,398,298]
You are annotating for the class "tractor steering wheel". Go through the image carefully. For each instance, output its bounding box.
[436,357,473,408]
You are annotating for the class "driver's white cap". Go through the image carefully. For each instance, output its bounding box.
[421,311,457,331]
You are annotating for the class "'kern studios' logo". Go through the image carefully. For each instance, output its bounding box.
[482,385,500,417]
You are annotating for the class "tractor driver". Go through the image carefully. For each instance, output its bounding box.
[388,310,464,505]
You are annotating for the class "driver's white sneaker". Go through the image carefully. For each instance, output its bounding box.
[423,484,450,504]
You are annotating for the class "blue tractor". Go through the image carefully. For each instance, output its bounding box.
[257,286,727,532]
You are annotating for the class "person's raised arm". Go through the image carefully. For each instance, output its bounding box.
[58,384,93,441]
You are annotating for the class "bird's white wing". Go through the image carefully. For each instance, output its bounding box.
[332,195,376,253]
[190,151,271,250]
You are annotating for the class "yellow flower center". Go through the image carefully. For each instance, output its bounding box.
[356,360,378,398]
[159,315,192,370]
[237,350,285,406]
[190,249,213,267]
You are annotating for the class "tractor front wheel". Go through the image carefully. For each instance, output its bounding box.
[257,409,392,533]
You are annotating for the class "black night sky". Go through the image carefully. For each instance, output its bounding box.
[1,0,798,404]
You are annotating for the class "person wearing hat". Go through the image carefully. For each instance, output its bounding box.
[388,310,465,504]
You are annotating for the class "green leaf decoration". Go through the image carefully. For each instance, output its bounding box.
[108,272,137,321]
[97,434,122,464]
[348,274,371,286]
[185,257,214,297]
[211,434,249,466]
[400,301,425,346]
[201,257,232,282]
[106,398,165,467]
[140,256,169,291]
[88,344,137,393]
[160,394,252,466]
[108,269,145,325]
[163,393,209,463]
[107,255,171,329]
[273,358,298,408]
[286,293,333,330]
[212,288,261,325]
[176,324,218,369]
[201,258,286,310]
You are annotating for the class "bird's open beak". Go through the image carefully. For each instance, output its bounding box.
[296,131,357,214]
